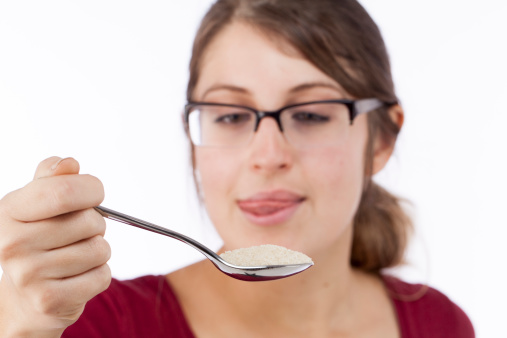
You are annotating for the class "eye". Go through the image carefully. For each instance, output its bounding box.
[291,111,330,124]
[214,112,252,124]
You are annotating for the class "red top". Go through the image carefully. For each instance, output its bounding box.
[62,275,474,337]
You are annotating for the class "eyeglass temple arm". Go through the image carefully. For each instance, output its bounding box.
[354,98,385,117]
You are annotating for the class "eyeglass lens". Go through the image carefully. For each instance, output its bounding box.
[187,102,354,147]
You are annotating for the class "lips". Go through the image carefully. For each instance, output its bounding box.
[237,190,305,226]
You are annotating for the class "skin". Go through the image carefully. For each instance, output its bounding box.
[194,26,367,260]
[168,22,404,337]
[0,21,404,338]
[0,157,111,337]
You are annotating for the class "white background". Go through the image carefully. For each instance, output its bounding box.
[1,1,506,336]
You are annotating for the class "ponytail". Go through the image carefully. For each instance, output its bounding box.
[351,181,412,273]
[351,108,412,273]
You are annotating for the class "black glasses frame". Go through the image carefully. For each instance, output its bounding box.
[184,98,391,133]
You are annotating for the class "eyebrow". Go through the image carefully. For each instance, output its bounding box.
[200,81,344,101]
[200,84,250,100]
[288,81,345,95]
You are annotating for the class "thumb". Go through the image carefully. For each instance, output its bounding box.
[33,156,81,180]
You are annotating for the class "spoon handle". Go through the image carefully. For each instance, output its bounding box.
[94,205,220,262]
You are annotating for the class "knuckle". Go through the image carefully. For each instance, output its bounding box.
[17,273,34,291]
[95,264,112,293]
[34,286,61,315]
[0,233,25,263]
[0,241,16,263]
[0,190,17,220]
[83,174,105,204]
[49,178,75,212]
[86,234,101,251]
[96,215,107,237]
[102,240,112,262]
[0,196,7,219]
[87,236,110,262]
[60,305,86,325]
[82,208,106,236]
[33,283,83,321]
[15,260,41,289]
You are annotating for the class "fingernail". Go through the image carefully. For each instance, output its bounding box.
[51,157,67,171]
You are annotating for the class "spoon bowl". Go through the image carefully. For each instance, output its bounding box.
[95,206,313,281]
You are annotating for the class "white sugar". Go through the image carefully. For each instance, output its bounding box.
[220,244,313,267]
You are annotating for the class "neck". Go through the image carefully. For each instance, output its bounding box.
[209,227,361,330]
[166,224,395,336]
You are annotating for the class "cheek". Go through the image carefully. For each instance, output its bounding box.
[197,150,227,196]
[308,146,364,208]
[305,126,368,229]
[195,149,240,220]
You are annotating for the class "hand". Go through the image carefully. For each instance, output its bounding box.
[0,157,111,337]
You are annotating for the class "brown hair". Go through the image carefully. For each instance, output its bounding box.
[187,0,412,274]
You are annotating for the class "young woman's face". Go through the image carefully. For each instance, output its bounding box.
[192,22,369,259]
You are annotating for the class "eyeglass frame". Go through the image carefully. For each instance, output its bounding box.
[183,98,393,140]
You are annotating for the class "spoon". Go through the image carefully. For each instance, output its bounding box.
[94,206,313,281]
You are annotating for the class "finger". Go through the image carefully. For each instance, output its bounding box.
[34,157,80,180]
[36,209,107,249]
[33,157,62,180]
[39,235,111,279]
[64,263,112,304]
[0,209,106,260]
[4,235,111,288]
[4,174,104,222]
[30,264,111,321]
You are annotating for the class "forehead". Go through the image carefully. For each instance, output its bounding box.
[194,21,344,102]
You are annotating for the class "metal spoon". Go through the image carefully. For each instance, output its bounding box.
[95,206,313,281]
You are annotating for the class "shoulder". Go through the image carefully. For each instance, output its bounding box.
[62,275,194,338]
[382,275,475,338]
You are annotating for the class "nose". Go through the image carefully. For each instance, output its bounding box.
[247,117,293,174]
[254,112,284,133]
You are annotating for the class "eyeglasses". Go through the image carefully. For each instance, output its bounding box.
[184,98,388,148]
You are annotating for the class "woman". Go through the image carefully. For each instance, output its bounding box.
[0,0,474,337]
